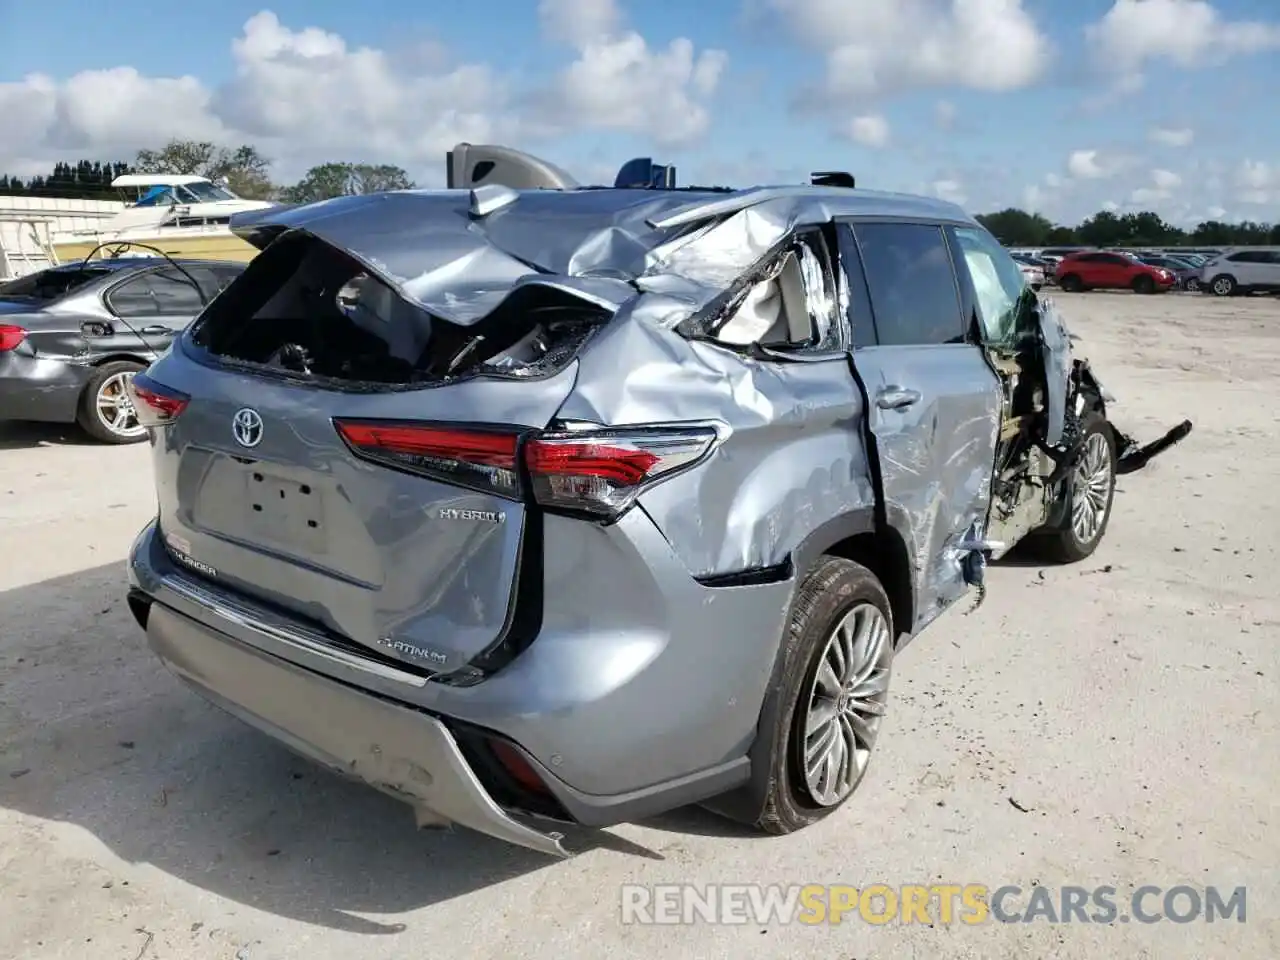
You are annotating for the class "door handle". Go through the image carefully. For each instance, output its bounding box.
[139,325,170,336]
[875,386,922,410]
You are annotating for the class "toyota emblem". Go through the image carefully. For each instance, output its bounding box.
[232,408,264,448]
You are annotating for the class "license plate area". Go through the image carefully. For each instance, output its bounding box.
[244,469,326,552]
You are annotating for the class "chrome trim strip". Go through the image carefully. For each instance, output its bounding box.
[160,573,430,688]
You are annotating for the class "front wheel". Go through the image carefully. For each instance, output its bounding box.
[77,360,147,444]
[1035,414,1117,563]
[709,557,894,834]
[1132,274,1155,294]
[1210,274,1237,297]
[1059,274,1083,293]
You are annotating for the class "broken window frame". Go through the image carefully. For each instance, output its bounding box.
[677,225,850,362]
[184,230,610,392]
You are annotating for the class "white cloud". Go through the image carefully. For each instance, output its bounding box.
[2,70,220,160]
[0,5,727,181]
[1149,126,1194,147]
[539,0,622,47]
[215,13,507,167]
[1087,0,1280,90]
[1234,159,1275,205]
[535,0,728,145]
[1068,150,1109,179]
[848,113,890,147]
[1151,168,1181,190]
[931,178,967,205]
[770,0,1050,105]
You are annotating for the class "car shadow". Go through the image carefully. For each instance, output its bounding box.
[0,421,94,450]
[0,561,667,934]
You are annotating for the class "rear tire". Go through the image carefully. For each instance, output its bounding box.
[1184,277,1200,292]
[1059,274,1083,293]
[1210,274,1237,297]
[1034,413,1116,564]
[706,557,895,835]
[77,360,147,444]
[1132,274,1155,294]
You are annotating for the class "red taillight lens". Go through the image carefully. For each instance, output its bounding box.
[525,427,719,520]
[126,372,189,427]
[0,325,27,352]
[335,420,521,497]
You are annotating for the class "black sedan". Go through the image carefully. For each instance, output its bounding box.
[0,257,245,443]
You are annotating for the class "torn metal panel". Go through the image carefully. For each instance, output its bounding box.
[1035,296,1073,448]
[558,308,875,576]
[230,187,976,331]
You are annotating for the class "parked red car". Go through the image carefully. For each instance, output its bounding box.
[1054,251,1177,294]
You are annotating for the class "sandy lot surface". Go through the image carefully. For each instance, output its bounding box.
[1,290,1276,959]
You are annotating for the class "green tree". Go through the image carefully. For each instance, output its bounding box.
[1076,210,1124,247]
[279,162,415,204]
[133,140,275,200]
[975,208,1057,246]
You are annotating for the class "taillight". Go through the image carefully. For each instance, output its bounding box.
[334,420,719,516]
[0,325,26,352]
[335,421,521,498]
[525,426,719,520]
[126,372,189,427]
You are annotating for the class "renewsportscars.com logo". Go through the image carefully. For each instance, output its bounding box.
[620,884,1247,926]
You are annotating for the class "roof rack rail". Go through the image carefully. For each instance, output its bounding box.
[811,171,855,188]
[646,184,843,230]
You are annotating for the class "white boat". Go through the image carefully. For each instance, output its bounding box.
[48,174,275,264]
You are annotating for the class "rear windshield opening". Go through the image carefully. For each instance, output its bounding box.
[0,266,112,302]
[188,232,611,388]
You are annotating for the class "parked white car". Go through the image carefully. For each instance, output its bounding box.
[1010,254,1046,290]
[1199,247,1280,296]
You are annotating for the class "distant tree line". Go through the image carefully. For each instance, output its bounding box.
[0,160,133,200]
[3,141,1279,244]
[975,207,1280,249]
[0,139,415,205]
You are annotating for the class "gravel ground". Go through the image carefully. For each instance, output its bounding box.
[1,290,1277,959]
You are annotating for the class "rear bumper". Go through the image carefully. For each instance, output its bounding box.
[141,595,571,858]
[128,509,791,837]
[0,352,87,423]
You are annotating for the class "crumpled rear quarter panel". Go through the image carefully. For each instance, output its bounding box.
[557,299,876,578]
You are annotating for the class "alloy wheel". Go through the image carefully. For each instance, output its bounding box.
[95,371,145,440]
[1070,432,1113,545]
[800,602,892,807]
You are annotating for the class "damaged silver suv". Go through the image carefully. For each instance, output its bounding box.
[124,145,1191,856]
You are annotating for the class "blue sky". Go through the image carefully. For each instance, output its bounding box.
[2,0,1278,224]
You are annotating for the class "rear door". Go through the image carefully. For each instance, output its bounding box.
[1227,250,1268,287]
[838,220,1002,632]
[103,267,209,355]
